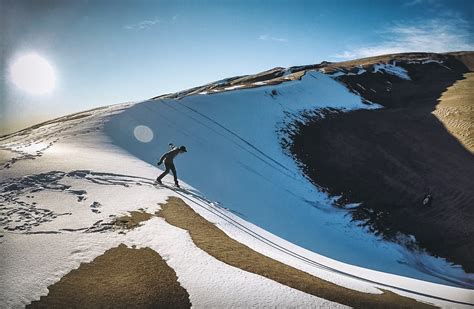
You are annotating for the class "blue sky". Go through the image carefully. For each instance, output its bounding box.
[1,0,473,133]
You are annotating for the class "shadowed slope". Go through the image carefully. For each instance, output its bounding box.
[290,52,474,273]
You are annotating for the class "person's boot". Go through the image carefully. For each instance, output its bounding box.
[175,182,180,188]
[155,179,163,185]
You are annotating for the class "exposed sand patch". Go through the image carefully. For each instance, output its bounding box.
[113,210,153,230]
[433,72,474,153]
[27,244,191,308]
[158,197,434,309]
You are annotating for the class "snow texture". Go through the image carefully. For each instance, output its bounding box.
[1,71,473,308]
[104,72,472,289]
[0,116,342,308]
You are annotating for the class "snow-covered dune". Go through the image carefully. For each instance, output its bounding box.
[1,61,473,308]
[105,70,472,287]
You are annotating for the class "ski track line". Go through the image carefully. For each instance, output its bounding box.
[157,99,332,210]
[170,99,299,178]
[160,99,296,180]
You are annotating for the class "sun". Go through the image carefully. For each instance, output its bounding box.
[10,53,56,95]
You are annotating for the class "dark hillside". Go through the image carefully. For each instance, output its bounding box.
[289,52,474,273]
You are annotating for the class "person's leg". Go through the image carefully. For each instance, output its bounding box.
[156,164,170,182]
[170,164,178,185]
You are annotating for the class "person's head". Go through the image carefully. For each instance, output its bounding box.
[179,146,187,153]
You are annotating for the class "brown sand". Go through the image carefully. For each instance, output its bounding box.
[433,72,474,153]
[113,211,153,230]
[158,196,434,309]
[27,244,191,309]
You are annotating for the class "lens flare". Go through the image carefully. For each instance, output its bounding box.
[133,125,154,143]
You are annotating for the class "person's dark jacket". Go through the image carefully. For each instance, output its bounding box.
[158,147,181,165]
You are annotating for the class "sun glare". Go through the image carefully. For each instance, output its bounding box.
[10,53,56,95]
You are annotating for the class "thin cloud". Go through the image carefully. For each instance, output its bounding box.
[333,17,474,60]
[332,51,357,59]
[258,34,288,43]
[403,0,423,7]
[403,0,444,9]
[124,19,161,30]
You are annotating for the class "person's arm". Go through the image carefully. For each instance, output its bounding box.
[157,152,169,165]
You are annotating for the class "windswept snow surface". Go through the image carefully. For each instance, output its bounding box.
[104,71,473,289]
[1,71,473,308]
[0,108,342,308]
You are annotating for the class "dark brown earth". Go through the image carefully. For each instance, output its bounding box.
[27,244,191,309]
[159,196,434,309]
[289,52,474,273]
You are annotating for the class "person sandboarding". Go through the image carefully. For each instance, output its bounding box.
[156,143,187,188]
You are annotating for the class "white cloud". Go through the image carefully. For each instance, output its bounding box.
[124,19,161,30]
[333,17,474,60]
[258,34,288,43]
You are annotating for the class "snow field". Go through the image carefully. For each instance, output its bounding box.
[1,70,473,308]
